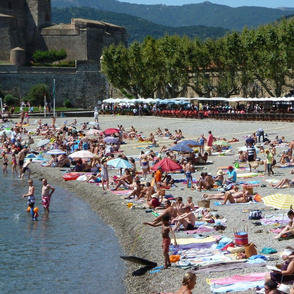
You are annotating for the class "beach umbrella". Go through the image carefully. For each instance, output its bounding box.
[69,150,95,158]
[151,158,182,172]
[107,158,133,169]
[86,129,101,136]
[37,139,50,147]
[262,194,294,210]
[178,140,202,146]
[26,154,36,159]
[0,130,12,136]
[213,140,230,146]
[103,137,119,144]
[169,144,193,153]
[47,149,66,155]
[104,128,120,135]
[88,121,100,125]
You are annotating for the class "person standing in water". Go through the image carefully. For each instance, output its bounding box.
[41,178,55,213]
[23,179,35,208]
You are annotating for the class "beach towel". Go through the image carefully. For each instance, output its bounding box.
[210,280,265,293]
[111,190,132,195]
[172,242,215,253]
[191,260,265,274]
[209,272,266,285]
[176,236,217,245]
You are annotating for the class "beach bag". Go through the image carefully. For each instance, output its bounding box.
[244,242,257,258]
[224,183,233,191]
[234,226,248,246]
[249,210,262,220]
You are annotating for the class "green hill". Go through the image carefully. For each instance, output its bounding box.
[52,7,228,43]
[51,0,294,30]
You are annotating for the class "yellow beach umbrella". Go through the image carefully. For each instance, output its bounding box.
[262,194,294,210]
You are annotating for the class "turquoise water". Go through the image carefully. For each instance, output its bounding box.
[0,175,126,294]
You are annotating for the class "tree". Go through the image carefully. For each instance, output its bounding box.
[156,35,190,98]
[4,94,18,106]
[25,84,49,105]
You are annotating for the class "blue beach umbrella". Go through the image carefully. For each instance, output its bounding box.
[103,137,119,144]
[107,158,133,169]
[179,140,202,146]
[169,143,194,153]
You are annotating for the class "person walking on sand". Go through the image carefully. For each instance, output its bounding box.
[184,159,193,189]
[101,158,109,190]
[41,178,55,213]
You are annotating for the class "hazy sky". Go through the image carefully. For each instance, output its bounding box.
[118,1,294,8]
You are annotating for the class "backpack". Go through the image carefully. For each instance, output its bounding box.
[249,210,262,220]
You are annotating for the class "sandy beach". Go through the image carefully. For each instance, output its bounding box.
[19,115,294,293]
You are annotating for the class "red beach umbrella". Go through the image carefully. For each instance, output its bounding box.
[151,158,183,172]
[104,128,120,135]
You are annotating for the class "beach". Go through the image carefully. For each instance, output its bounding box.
[18,115,294,293]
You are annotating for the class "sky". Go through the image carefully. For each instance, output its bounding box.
[118,1,294,8]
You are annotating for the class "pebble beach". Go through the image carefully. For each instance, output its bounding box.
[19,115,294,293]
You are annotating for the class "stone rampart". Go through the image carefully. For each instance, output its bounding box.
[0,61,106,108]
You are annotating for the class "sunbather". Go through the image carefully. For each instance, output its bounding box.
[222,190,250,205]
[202,186,240,200]
[265,247,294,284]
[172,205,196,232]
[270,178,294,189]
[274,210,294,239]
[143,200,177,226]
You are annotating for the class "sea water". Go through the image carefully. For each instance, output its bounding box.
[0,175,126,294]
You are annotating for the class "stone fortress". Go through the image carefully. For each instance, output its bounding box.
[0,0,127,108]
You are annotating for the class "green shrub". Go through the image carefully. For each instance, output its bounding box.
[4,94,18,106]
[63,99,72,108]
[26,84,49,106]
[33,49,67,64]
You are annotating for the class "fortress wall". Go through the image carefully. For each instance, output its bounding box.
[86,27,104,62]
[0,61,106,108]
[41,30,88,61]
[0,22,12,60]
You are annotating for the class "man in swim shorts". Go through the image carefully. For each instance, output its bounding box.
[171,206,196,232]
[41,178,55,213]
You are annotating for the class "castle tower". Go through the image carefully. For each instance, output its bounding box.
[25,0,51,55]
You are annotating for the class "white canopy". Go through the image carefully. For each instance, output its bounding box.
[102,97,294,103]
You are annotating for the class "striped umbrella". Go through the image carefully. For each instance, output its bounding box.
[262,194,294,210]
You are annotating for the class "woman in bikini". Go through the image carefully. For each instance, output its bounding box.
[175,272,197,294]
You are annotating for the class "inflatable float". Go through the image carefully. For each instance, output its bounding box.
[62,172,81,181]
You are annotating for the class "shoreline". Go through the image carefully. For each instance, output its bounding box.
[30,164,167,294]
[17,115,294,293]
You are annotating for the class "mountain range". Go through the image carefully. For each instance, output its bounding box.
[52,7,228,43]
[51,0,294,30]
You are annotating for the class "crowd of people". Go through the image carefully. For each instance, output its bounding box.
[3,113,294,293]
